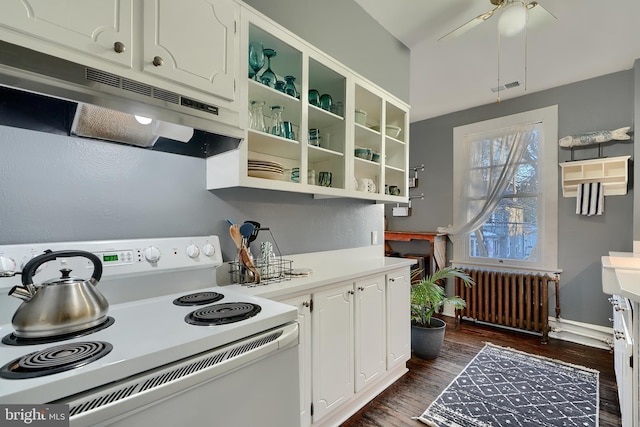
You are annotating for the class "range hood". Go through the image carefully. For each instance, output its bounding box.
[0,41,242,157]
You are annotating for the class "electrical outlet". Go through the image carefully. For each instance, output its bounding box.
[371,231,378,245]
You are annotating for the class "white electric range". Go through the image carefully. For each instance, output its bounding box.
[0,236,300,427]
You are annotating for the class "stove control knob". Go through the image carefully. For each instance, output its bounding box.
[186,244,200,258]
[202,243,216,257]
[143,246,161,263]
[0,256,17,276]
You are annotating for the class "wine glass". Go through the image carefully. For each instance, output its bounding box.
[248,42,265,81]
[260,48,277,88]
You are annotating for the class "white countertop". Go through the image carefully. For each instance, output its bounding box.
[219,245,416,300]
[601,251,640,301]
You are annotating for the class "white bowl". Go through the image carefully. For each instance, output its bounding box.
[385,125,401,138]
[355,109,367,125]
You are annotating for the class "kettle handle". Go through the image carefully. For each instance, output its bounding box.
[21,250,103,287]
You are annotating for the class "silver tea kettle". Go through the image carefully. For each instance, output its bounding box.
[9,250,109,338]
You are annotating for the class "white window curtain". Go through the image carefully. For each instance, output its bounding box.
[443,122,538,240]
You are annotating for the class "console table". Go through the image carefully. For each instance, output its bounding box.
[384,231,447,273]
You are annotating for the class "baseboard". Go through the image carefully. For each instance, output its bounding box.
[547,317,613,350]
[441,307,613,350]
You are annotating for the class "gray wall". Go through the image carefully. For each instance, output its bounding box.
[0,126,382,262]
[242,0,410,103]
[387,68,636,328]
[0,0,405,263]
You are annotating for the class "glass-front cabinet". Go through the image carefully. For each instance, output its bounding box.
[307,57,347,192]
[206,6,409,202]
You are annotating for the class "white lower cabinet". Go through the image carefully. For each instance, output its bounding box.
[354,276,386,392]
[279,267,410,427]
[386,269,410,369]
[312,282,355,422]
[281,295,313,427]
[611,295,637,427]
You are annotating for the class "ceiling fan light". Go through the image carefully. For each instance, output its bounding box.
[498,1,527,37]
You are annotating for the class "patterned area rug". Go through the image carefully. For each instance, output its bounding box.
[416,343,599,427]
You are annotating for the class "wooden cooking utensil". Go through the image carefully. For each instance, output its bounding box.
[229,224,243,250]
[239,244,261,284]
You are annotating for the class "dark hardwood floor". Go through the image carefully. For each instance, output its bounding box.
[341,317,621,427]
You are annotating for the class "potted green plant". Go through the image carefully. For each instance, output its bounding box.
[410,266,474,359]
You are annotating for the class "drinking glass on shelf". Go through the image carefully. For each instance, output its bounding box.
[270,105,284,137]
[284,76,298,98]
[248,42,265,81]
[260,48,277,88]
[249,101,266,132]
[319,93,332,111]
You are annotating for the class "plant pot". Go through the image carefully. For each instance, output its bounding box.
[411,317,446,360]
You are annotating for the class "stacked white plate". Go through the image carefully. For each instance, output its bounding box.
[248,159,285,180]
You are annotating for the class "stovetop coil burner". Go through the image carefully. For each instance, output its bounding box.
[173,291,224,306]
[185,302,261,326]
[1,317,115,346]
[0,341,113,379]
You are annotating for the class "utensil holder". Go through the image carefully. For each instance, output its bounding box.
[228,227,292,286]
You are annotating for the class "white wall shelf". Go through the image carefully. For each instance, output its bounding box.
[205,6,409,203]
[559,155,631,198]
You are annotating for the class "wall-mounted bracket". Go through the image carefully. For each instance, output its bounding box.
[409,164,424,188]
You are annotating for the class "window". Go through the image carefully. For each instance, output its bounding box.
[451,105,558,272]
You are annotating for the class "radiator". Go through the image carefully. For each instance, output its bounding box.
[454,268,560,343]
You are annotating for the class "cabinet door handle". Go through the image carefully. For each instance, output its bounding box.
[113,41,126,53]
[348,290,355,295]
[389,277,395,282]
[153,56,164,67]
[614,330,625,340]
[357,286,364,291]
[302,301,310,308]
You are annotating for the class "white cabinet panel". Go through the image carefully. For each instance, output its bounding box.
[312,283,354,422]
[143,0,238,101]
[354,275,386,392]
[0,0,133,67]
[281,294,312,427]
[386,268,411,369]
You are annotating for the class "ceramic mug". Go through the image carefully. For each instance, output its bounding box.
[318,171,332,187]
[357,177,368,192]
[389,185,400,196]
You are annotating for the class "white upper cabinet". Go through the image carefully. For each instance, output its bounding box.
[142,0,238,102]
[206,5,409,202]
[0,0,133,68]
[0,0,239,108]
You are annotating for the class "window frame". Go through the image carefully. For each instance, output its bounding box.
[451,105,559,273]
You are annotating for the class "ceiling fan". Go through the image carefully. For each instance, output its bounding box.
[438,0,557,42]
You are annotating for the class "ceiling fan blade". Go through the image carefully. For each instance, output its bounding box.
[438,6,500,42]
[526,2,557,31]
